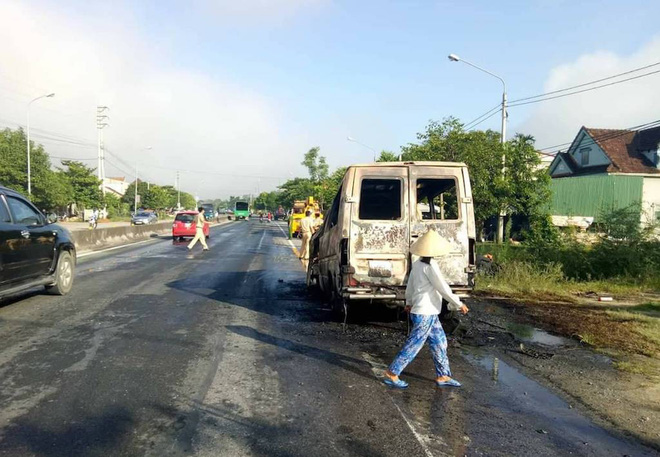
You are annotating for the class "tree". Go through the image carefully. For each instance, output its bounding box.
[162,185,193,210]
[123,180,145,207]
[254,191,282,211]
[59,160,104,210]
[278,177,316,208]
[0,127,72,210]
[377,150,399,162]
[302,147,329,182]
[399,117,552,240]
[142,185,170,209]
[104,193,130,218]
[318,167,346,207]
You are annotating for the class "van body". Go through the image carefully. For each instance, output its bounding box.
[308,162,476,302]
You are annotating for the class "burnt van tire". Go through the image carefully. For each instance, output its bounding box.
[46,251,74,296]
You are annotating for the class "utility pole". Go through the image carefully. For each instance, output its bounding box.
[96,106,109,195]
[498,92,508,244]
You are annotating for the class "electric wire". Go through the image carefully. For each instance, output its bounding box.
[466,109,501,131]
[463,102,501,130]
[537,119,660,158]
[510,61,660,104]
[508,69,660,107]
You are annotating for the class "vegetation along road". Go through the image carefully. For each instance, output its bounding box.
[0,220,656,456]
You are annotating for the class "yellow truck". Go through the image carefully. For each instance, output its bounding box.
[288,197,323,238]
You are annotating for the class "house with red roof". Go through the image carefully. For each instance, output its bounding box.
[547,125,660,226]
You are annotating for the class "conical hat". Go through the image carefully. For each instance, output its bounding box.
[410,230,453,257]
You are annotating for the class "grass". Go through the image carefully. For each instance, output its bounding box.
[475,261,658,303]
[612,359,660,378]
[475,261,576,302]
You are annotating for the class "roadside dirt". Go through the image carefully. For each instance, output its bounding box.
[461,298,660,450]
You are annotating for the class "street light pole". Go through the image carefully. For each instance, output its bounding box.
[134,163,139,214]
[347,136,377,162]
[176,171,181,210]
[448,53,507,243]
[143,146,152,191]
[26,93,55,196]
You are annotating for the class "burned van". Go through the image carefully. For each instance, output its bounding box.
[307,162,476,304]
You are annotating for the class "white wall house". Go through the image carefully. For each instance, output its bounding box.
[103,177,130,197]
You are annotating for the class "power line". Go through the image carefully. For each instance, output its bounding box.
[508,69,660,108]
[467,109,501,131]
[510,60,660,104]
[463,102,501,129]
[538,119,660,157]
[537,119,660,152]
[51,156,97,161]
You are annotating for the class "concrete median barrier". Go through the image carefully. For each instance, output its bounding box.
[71,217,232,254]
[71,221,173,253]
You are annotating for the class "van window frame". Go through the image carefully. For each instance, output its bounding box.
[357,176,405,222]
[326,185,342,228]
[414,175,462,222]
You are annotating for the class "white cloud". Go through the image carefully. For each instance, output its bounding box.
[518,36,660,151]
[0,1,309,198]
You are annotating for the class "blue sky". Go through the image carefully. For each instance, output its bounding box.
[1,0,659,197]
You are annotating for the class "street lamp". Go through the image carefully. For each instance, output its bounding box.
[448,53,507,243]
[27,93,55,196]
[144,146,152,190]
[347,136,377,162]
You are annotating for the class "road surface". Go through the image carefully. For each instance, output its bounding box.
[0,221,655,456]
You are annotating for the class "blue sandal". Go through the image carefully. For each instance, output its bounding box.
[436,378,461,388]
[383,377,409,389]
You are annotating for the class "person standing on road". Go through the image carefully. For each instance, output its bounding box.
[187,207,209,251]
[298,210,315,264]
[383,230,469,389]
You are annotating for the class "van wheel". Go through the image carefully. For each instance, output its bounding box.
[46,251,74,295]
[306,261,321,294]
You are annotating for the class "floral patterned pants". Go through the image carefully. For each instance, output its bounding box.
[388,314,451,378]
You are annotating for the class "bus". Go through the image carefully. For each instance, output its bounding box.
[234,201,250,220]
[200,203,216,221]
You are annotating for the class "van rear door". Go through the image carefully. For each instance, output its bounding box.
[408,165,469,286]
[349,167,409,287]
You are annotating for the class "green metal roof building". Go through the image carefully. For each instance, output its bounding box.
[548,126,660,225]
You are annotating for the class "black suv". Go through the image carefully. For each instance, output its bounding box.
[0,186,76,299]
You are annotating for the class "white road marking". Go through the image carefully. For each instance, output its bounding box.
[361,352,445,457]
[275,222,299,256]
[77,238,160,258]
[257,228,266,251]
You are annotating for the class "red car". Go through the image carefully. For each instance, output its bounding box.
[172,211,209,241]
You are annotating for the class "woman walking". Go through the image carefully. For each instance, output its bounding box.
[384,230,469,389]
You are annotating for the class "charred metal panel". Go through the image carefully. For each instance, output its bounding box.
[409,221,468,285]
[352,222,409,253]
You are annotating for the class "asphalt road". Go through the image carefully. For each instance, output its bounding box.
[0,221,656,456]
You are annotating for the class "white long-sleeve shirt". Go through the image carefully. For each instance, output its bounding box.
[405,259,463,315]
